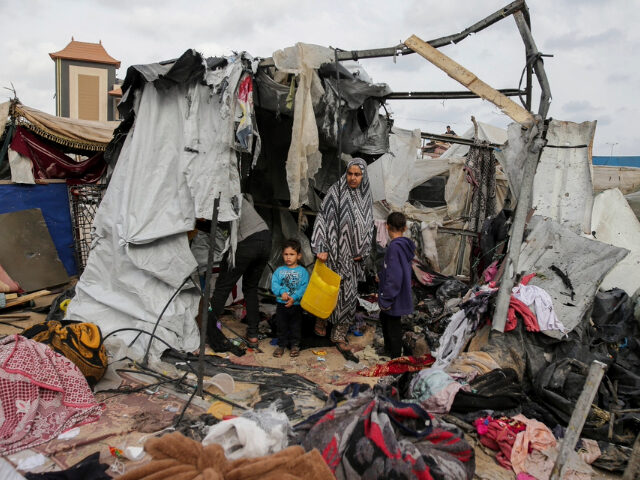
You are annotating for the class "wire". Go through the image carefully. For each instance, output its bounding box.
[142,273,197,364]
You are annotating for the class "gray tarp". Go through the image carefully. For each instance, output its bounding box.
[518,216,629,338]
[67,57,246,361]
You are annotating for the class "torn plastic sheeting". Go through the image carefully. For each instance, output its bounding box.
[273,43,332,210]
[517,216,628,338]
[591,188,640,296]
[531,120,596,235]
[8,148,35,184]
[411,156,450,190]
[367,127,420,207]
[67,58,247,361]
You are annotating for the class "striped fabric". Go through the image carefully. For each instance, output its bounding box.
[311,158,374,341]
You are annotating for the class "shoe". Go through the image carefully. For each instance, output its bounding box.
[290,346,300,357]
[244,336,259,349]
[273,347,285,358]
[335,341,359,363]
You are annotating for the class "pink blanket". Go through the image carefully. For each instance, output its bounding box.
[0,335,103,455]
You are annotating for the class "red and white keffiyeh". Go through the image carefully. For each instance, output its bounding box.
[0,334,103,455]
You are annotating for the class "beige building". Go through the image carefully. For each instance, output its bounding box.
[49,39,121,122]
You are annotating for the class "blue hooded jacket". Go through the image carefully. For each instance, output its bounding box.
[378,236,415,316]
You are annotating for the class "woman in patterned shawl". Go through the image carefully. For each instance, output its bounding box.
[311,158,374,353]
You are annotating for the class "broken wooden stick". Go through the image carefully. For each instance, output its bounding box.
[404,34,535,127]
[550,360,607,480]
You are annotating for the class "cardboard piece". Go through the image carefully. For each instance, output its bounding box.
[0,209,69,292]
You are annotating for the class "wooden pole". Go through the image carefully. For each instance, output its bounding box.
[623,432,640,480]
[492,123,544,331]
[550,361,607,480]
[196,194,221,397]
[404,34,535,127]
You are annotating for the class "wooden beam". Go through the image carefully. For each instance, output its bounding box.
[2,290,52,309]
[404,34,535,127]
[550,361,607,480]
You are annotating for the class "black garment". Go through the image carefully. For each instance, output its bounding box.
[24,452,110,479]
[210,229,271,338]
[276,303,302,348]
[380,310,403,358]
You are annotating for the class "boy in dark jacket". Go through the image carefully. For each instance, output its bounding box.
[378,212,416,358]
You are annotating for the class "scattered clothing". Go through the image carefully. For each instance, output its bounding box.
[0,335,103,456]
[24,452,110,479]
[119,432,333,480]
[510,413,557,475]
[20,320,108,388]
[358,354,435,377]
[506,297,540,332]
[512,283,567,334]
[409,369,470,414]
[474,415,526,470]
[374,219,390,247]
[311,158,374,343]
[297,385,474,480]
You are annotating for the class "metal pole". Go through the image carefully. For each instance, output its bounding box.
[196,193,221,397]
[550,361,607,480]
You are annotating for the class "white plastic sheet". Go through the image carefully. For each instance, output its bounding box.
[367,127,420,207]
[591,188,640,295]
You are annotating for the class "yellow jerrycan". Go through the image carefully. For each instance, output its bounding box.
[300,260,341,319]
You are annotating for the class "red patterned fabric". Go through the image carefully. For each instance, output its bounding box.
[506,297,540,332]
[358,354,435,377]
[10,126,107,183]
[474,416,526,470]
[0,335,103,455]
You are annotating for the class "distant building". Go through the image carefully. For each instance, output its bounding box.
[49,38,121,122]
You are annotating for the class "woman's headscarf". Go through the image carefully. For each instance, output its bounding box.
[311,158,374,279]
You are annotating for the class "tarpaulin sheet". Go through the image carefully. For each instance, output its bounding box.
[591,188,640,295]
[518,216,628,338]
[67,55,246,361]
[531,120,596,235]
[10,127,106,183]
[0,183,77,276]
[367,127,420,207]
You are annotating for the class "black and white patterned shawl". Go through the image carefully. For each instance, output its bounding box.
[311,158,374,281]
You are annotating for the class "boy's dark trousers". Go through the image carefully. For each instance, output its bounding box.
[380,310,402,358]
[275,303,302,348]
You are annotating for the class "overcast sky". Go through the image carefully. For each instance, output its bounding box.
[1,0,637,156]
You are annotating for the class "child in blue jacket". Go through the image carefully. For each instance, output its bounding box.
[378,212,416,358]
[271,239,310,357]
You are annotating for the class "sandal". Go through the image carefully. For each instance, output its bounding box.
[335,341,359,363]
[314,318,327,337]
[244,337,259,349]
[290,346,300,357]
[273,346,285,358]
